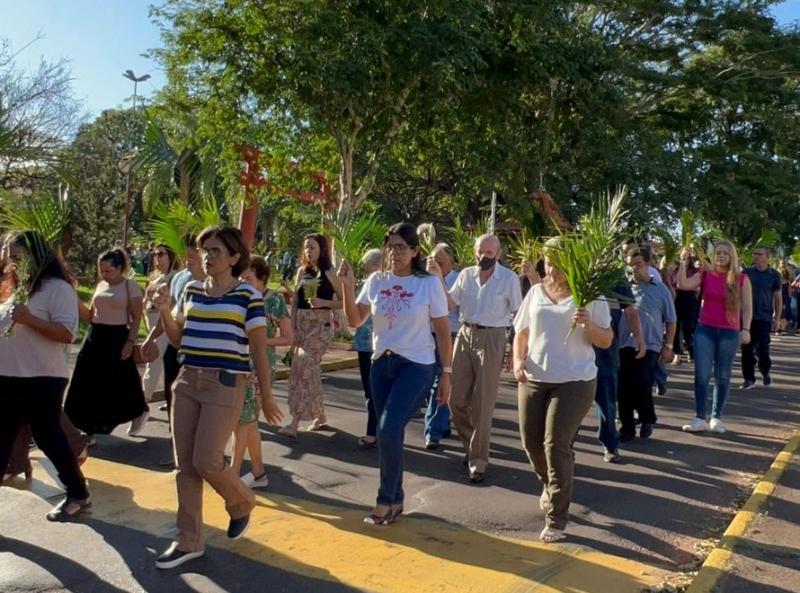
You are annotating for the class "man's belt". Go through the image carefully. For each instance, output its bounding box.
[463,322,504,330]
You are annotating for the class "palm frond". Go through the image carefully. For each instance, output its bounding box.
[506,230,544,272]
[446,219,486,268]
[416,223,437,256]
[332,213,384,270]
[550,186,628,312]
[0,193,70,246]
[145,196,221,258]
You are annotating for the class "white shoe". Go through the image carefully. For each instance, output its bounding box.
[709,418,726,434]
[241,471,269,488]
[128,410,149,437]
[682,417,709,432]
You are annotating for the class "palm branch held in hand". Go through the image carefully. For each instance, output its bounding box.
[546,187,629,330]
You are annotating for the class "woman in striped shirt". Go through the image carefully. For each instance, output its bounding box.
[152,225,283,570]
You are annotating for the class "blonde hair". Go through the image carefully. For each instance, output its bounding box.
[713,240,741,318]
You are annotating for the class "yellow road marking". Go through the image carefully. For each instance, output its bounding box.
[686,428,800,593]
[24,456,664,593]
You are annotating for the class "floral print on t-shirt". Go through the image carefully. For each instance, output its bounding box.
[379,284,415,329]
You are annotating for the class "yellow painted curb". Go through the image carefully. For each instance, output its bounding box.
[686,426,800,593]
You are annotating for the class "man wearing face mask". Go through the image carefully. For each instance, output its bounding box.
[430,234,522,483]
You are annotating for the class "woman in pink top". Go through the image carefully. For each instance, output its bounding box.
[677,241,752,434]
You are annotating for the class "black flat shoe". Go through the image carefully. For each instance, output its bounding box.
[227,513,250,539]
[155,543,204,569]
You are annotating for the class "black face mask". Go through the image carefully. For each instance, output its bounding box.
[478,256,496,271]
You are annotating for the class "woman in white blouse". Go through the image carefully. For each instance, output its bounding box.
[512,238,612,543]
[339,222,452,525]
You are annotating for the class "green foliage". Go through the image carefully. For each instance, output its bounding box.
[445,219,486,268]
[549,187,628,312]
[146,197,221,259]
[332,213,385,271]
[0,192,70,247]
[506,231,544,272]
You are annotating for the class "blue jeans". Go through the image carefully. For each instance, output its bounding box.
[594,370,618,451]
[424,337,452,442]
[693,324,740,419]
[370,352,436,505]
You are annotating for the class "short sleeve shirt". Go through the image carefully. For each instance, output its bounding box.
[619,280,676,352]
[450,264,522,327]
[264,290,289,373]
[92,279,142,326]
[175,281,267,373]
[745,267,782,322]
[0,278,78,378]
[356,272,448,364]
[513,284,611,383]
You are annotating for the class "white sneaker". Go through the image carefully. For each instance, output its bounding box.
[128,410,149,437]
[682,417,709,432]
[240,471,269,488]
[709,418,726,434]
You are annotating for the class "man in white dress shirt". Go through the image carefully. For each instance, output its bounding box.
[432,234,522,483]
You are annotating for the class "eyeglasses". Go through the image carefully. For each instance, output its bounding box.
[386,243,410,252]
[200,247,224,258]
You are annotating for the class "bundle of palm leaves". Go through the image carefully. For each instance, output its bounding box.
[506,230,544,272]
[548,186,628,315]
[446,219,486,267]
[416,223,437,256]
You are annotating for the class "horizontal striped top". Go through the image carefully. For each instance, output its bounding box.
[175,280,267,373]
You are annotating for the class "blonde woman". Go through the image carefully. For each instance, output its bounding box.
[678,241,752,434]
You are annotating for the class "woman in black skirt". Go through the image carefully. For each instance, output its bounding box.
[65,249,147,437]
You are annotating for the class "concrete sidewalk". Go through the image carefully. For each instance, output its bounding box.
[688,428,800,593]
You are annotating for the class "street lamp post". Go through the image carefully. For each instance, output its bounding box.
[121,70,151,248]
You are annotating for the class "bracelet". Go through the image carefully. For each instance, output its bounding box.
[663,344,673,350]
[441,366,453,374]
[742,329,750,333]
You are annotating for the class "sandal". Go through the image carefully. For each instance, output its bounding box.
[363,506,399,526]
[539,526,566,543]
[358,436,377,449]
[277,426,298,440]
[305,420,330,432]
[46,497,92,522]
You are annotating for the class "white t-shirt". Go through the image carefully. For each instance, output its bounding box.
[0,278,78,378]
[357,271,448,364]
[512,284,611,383]
[450,264,522,327]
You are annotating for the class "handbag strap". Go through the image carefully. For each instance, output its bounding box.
[123,278,133,329]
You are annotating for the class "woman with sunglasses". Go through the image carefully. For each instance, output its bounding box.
[338,222,452,525]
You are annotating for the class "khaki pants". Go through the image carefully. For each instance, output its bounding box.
[450,326,507,474]
[518,379,595,530]
[172,366,255,552]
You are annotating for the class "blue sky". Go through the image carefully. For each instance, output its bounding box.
[2,0,800,118]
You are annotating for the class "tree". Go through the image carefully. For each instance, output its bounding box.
[0,37,85,190]
[151,0,489,228]
[58,109,144,276]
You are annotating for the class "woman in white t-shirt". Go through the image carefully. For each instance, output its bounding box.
[512,238,612,543]
[339,222,453,525]
[0,231,91,521]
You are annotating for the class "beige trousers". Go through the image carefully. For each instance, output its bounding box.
[172,366,255,552]
[449,326,507,474]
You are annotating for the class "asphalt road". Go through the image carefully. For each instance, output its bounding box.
[2,336,798,592]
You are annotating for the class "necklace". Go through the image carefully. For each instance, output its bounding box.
[205,276,238,297]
